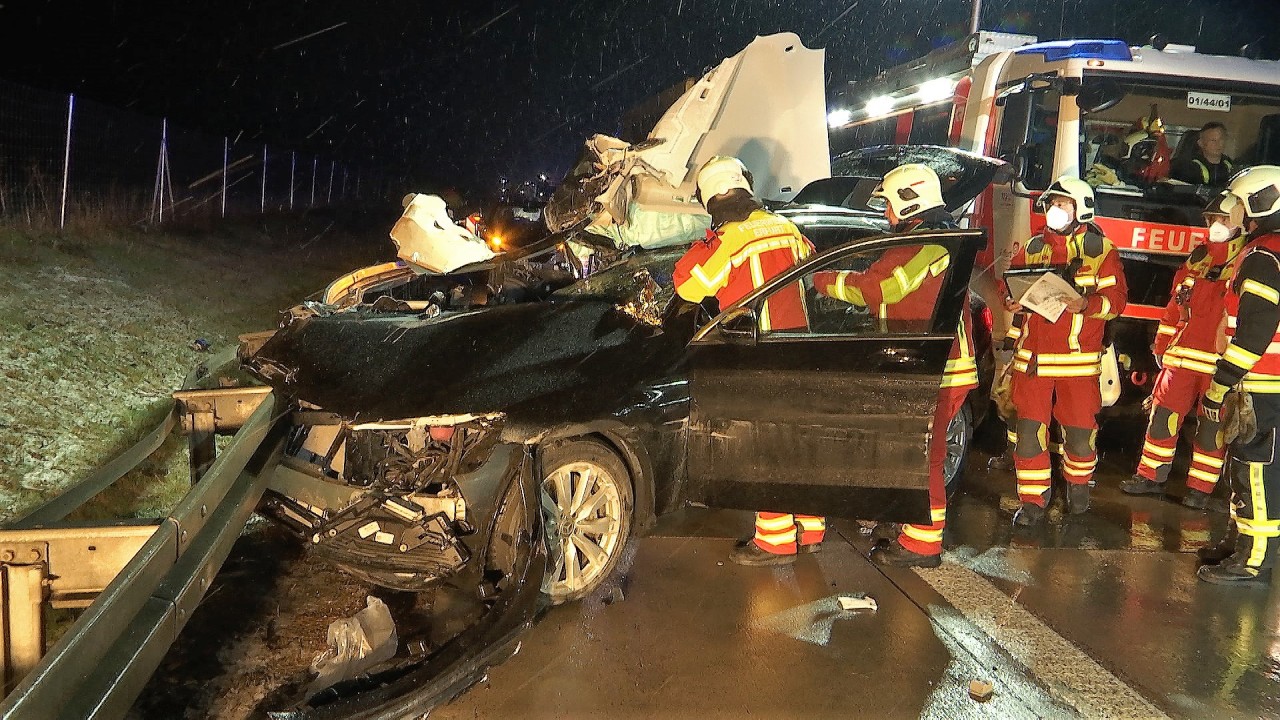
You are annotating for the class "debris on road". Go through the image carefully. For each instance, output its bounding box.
[838,594,877,612]
[190,337,211,352]
[968,679,995,702]
[305,596,398,699]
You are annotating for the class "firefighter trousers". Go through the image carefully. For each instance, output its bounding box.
[1011,372,1100,506]
[1226,395,1280,570]
[752,513,826,555]
[897,387,970,556]
[1136,367,1226,492]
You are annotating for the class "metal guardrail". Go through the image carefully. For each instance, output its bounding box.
[0,390,279,718]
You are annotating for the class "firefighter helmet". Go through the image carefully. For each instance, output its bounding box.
[1226,165,1280,219]
[871,163,944,220]
[1036,175,1096,223]
[695,156,753,205]
[1203,190,1245,227]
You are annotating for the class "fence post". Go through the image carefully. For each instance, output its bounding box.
[310,156,317,207]
[327,160,335,204]
[221,136,228,218]
[341,166,348,200]
[59,94,74,230]
[260,144,268,214]
[289,152,296,210]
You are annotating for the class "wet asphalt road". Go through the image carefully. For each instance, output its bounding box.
[429,417,1280,719]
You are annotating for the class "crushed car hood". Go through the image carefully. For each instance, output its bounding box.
[245,300,691,425]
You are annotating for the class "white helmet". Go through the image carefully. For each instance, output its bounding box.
[695,156,752,205]
[871,163,944,220]
[1203,190,1244,227]
[1036,175,1097,223]
[1226,165,1280,219]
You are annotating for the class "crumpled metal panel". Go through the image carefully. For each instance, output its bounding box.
[245,299,692,427]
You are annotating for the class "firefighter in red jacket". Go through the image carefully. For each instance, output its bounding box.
[674,156,817,566]
[1122,191,1246,506]
[1004,176,1128,525]
[1197,166,1280,585]
[810,163,978,568]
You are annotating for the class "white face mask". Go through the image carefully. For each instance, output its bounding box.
[1045,205,1074,232]
[1208,221,1235,243]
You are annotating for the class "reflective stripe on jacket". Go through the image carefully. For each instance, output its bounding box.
[1005,224,1127,377]
[674,209,814,331]
[1217,233,1280,393]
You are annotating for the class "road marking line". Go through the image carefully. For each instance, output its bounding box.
[916,560,1170,719]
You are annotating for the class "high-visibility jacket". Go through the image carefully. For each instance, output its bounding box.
[1006,224,1128,378]
[1214,232,1280,394]
[811,220,977,391]
[674,209,813,331]
[1154,236,1247,375]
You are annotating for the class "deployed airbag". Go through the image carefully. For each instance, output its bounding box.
[391,194,496,273]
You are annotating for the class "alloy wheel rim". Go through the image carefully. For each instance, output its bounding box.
[540,460,623,596]
[944,411,967,481]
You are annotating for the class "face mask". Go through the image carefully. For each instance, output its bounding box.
[1045,205,1074,232]
[1208,221,1235,243]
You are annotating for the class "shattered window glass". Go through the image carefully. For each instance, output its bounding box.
[551,247,686,304]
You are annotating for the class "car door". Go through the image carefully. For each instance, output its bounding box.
[685,229,984,523]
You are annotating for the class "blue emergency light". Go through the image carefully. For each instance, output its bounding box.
[1015,39,1132,62]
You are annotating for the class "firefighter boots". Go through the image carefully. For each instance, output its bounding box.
[870,539,942,569]
[869,522,900,546]
[1067,483,1091,514]
[729,542,798,566]
[1182,488,1212,509]
[1120,475,1166,495]
[1013,502,1047,526]
[1197,553,1272,585]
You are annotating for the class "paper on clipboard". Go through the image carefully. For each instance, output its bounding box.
[1007,272,1081,323]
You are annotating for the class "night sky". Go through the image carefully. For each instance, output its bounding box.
[2,0,1279,197]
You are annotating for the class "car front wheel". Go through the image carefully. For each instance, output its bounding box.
[944,402,974,500]
[538,438,634,604]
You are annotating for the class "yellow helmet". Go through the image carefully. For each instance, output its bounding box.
[1226,165,1280,219]
[695,156,753,205]
[1036,175,1096,223]
[871,163,944,219]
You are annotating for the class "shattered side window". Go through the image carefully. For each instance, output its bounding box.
[764,244,950,337]
[551,247,686,304]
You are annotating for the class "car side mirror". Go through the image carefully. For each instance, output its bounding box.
[717,306,758,343]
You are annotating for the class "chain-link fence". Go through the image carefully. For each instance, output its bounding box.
[0,78,395,230]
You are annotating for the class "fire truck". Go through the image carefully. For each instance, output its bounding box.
[828,31,1280,409]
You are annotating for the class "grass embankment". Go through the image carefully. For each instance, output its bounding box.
[0,210,390,521]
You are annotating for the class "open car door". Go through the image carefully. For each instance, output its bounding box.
[685,229,985,523]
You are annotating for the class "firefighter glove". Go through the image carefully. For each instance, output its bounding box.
[1200,380,1231,424]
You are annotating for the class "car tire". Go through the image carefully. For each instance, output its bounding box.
[538,438,634,604]
[944,401,974,501]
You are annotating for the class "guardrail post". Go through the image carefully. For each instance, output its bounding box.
[2,562,47,699]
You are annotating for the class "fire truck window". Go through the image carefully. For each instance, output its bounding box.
[995,87,1059,191]
[908,105,951,145]
[762,245,947,338]
[1079,73,1280,223]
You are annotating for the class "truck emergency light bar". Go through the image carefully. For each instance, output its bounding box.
[1014,39,1133,62]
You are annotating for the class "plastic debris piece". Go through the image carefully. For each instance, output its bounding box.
[603,586,625,605]
[838,594,877,612]
[190,338,211,352]
[306,596,399,699]
[969,679,995,702]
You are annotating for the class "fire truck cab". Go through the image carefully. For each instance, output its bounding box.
[830,32,1280,409]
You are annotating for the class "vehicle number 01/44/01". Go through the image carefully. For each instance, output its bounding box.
[1187,92,1232,112]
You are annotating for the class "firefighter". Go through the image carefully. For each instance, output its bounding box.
[1196,166,1280,585]
[1171,122,1236,187]
[1121,191,1246,506]
[673,155,819,566]
[1003,176,1128,525]
[810,163,977,568]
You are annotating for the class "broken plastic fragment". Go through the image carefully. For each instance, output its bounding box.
[968,679,995,702]
[306,595,399,699]
[838,594,877,612]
